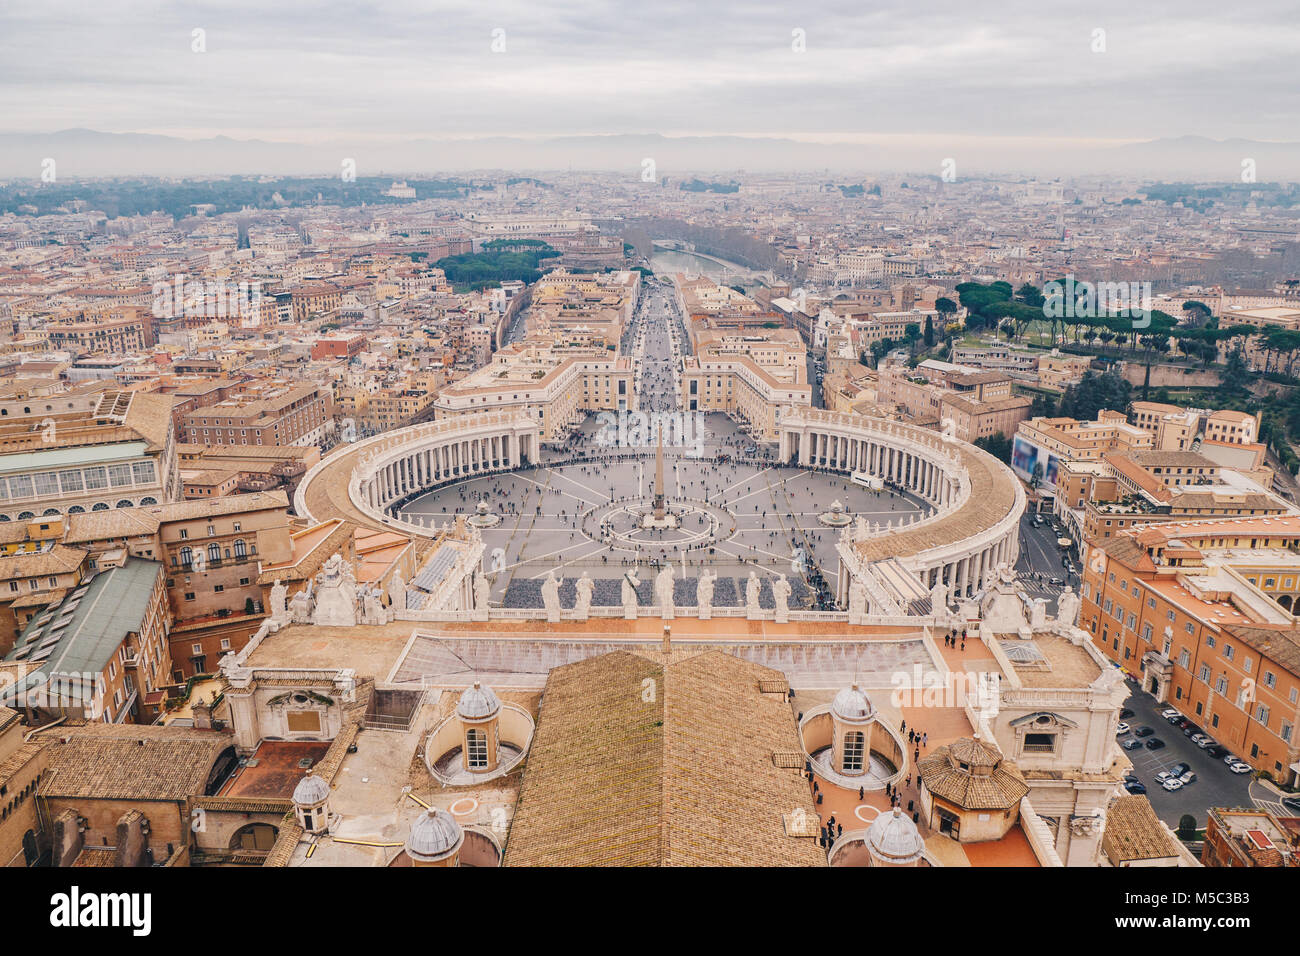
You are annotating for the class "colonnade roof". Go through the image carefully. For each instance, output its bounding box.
[855,440,1019,563]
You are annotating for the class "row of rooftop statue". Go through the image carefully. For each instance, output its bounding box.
[260,549,1083,630]
[537,564,795,622]
[267,552,403,628]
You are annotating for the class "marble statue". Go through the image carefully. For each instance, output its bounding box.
[269,578,289,623]
[655,564,675,620]
[311,553,359,627]
[772,573,791,623]
[574,571,594,620]
[362,585,385,626]
[473,570,491,619]
[697,568,716,620]
[621,571,640,619]
[745,571,762,617]
[1029,597,1048,629]
[1057,585,1080,628]
[388,568,406,612]
[855,515,869,540]
[848,578,867,621]
[930,579,948,616]
[541,571,562,622]
[289,580,313,624]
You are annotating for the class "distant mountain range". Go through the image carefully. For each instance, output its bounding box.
[0,129,1297,181]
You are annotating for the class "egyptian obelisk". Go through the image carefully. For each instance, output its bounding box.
[653,423,666,520]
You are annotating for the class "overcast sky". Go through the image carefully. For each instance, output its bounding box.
[1,0,1297,146]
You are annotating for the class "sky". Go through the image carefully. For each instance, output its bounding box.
[1,0,1298,148]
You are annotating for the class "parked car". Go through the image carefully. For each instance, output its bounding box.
[1146,738,1166,750]
[1125,780,1148,794]
[1180,771,1197,785]
[1122,738,1144,751]
[1196,737,1217,750]
[1170,763,1191,777]
[1206,745,1228,759]
[1229,762,1252,774]
[1281,797,1300,814]
[1161,708,1181,720]
[1134,725,1155,737]
[1121,708,1135,720]
[1182,723,1203,737]
[1223,754,1241,766]
[1116,722,1130,735]
[1189,733,1211,746]
[1155,770,1174,783]
[1161,776,1184,791]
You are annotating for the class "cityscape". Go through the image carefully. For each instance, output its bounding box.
[1,0,1298,923]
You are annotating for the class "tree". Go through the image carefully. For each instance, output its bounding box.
[1221,346,1251,395]
[923,315,935,348]
[974,432,1013,463]
[1016,282,1045,309]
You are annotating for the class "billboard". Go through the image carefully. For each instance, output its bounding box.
[1012,436,1060,491]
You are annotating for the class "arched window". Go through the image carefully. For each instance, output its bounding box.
[139,497,157,506]
[67,505,85,514]
[466,728,488,769]
[234,539,247,559]
[115,499,134,509]
[91,502,109,512]
[42,509,59,516]
[180,546,193,568]
[842,731,865,772]
[208,544,221,565]
[16,512,33,520]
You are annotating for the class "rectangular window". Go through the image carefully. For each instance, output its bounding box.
[108,464,132,487]
[83,467,107,490]
[32,472,59,497]
[59,470,84,493]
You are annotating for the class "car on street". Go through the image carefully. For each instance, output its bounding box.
[1161,777,1183,791]
[1146,738,1166,750]
[1116,722,1130,735]
[1170,762,1191,777]
[1229,762,1252,774]
[1121,708,1135,720]
[1122,738,1143,751]
[1161,708,1181,720]
[1205,744,1228,759]
[1124,780,1147,794]
[1189,733,1211,746]
[1155,770,1174,783]
[1134,725,1155,737]
[1196,737,1217,750]
[1180,771,1197,785]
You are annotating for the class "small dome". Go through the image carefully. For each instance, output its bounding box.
[292,774,329,805]
[831,684,875,722]
[405,808,464,862]
[457,681,501,720]
[866,808,925,864]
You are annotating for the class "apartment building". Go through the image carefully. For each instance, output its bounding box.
[1082,517,1300,783]
[0,390,178,524]
[2,557,171,725]
[878,360,1031,443]
[180,382,330,448]
[433,336,631,442]
[680,328,812,441]
[150,492,293,679]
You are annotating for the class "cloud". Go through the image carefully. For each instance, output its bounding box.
[0,0,1296,141]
